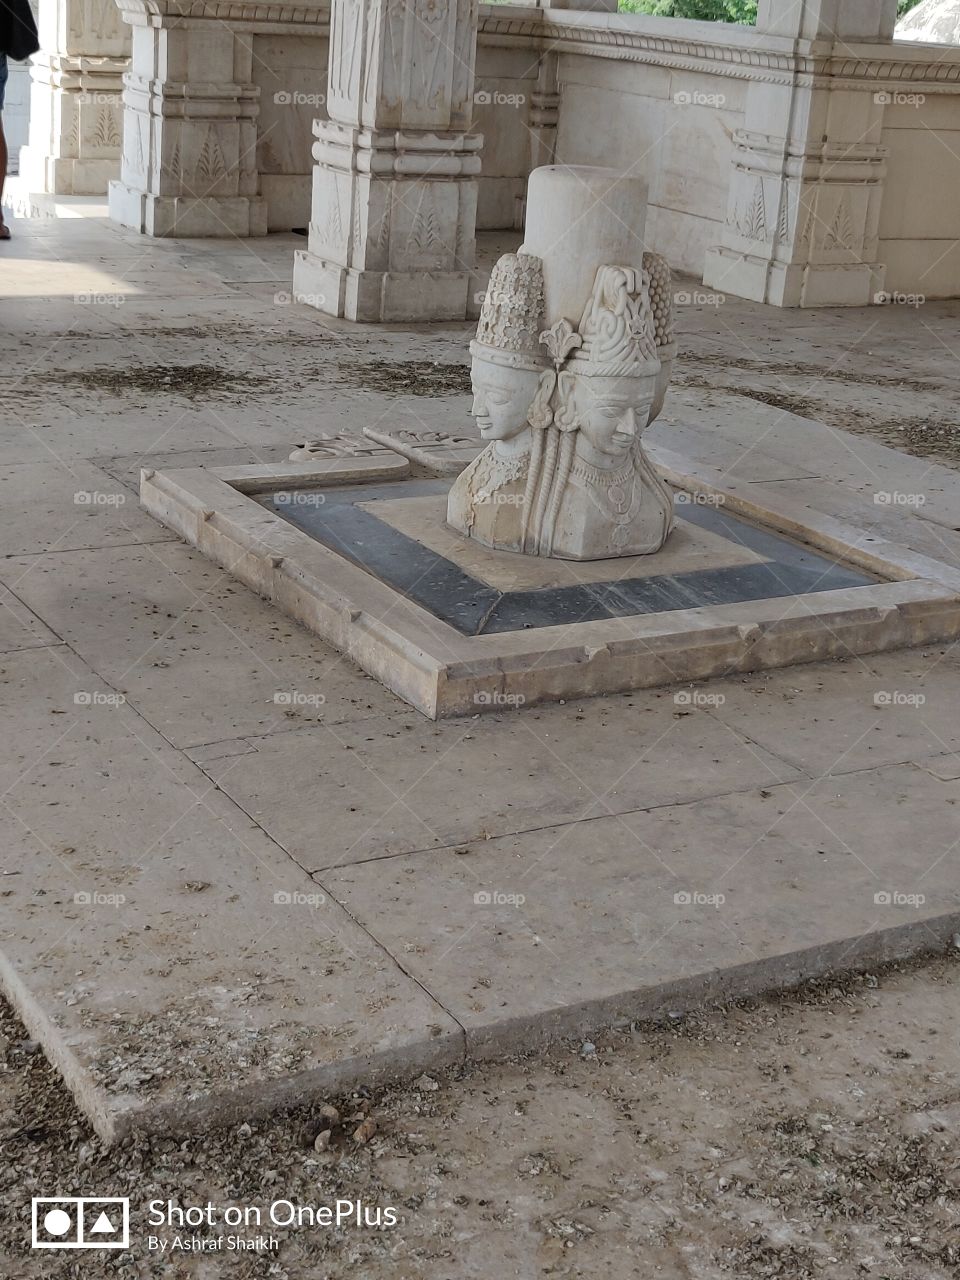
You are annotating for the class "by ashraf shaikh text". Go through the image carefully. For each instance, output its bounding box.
[146,1198,400,1254]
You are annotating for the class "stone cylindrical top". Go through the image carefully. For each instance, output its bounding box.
[521,165,649,327]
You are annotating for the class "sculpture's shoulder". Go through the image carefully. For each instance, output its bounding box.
[447,443,528,550]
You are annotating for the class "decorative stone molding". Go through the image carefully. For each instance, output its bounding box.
[478,8,960,90]
[293,0,482,321]
[705,98,888,306]
[112,0,328,21]
[527,52,560,178]
[289,434,394,459]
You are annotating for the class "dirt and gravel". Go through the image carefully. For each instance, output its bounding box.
[3,951,958,1279]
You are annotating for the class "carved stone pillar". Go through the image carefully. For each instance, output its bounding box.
[18,0,129,195]
[703,0,896,306]
[292,0,481,322]
[108,1,267,237]
[528,53,559,173]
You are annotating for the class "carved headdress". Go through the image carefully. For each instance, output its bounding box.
[566,265,660,377]
[470,253,549,373]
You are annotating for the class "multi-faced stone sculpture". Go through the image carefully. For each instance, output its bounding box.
[447,166,676,560]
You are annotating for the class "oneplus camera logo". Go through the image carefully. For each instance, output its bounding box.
[32,1197,130,1250]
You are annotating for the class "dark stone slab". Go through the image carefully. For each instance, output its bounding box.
[260,480,879,637]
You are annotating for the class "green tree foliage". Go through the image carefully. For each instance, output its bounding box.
[617,0,757,19]
[617,0,924,20]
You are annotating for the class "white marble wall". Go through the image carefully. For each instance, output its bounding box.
[879,87,960,296]
[251,33,329,232]
[553,53,744,276]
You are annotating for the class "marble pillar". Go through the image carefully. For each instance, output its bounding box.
[18,0,129,195]
[292,0,482,321]
[703,0,897,307]
[107,0,267,237]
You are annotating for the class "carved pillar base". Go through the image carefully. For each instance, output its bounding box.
[704,130,887,308]
[18,0,130,197]
[298,0,481,322]
[293,122,480,321]
[705,1,894,307]
[108,19,267,238]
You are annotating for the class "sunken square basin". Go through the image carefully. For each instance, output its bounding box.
[140,446,960,719]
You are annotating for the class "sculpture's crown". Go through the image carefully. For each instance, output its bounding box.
[471,252,548,372]
[567,265,662,377]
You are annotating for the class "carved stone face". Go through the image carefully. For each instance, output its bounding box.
[470,356,542,442]
[571,374,656,464]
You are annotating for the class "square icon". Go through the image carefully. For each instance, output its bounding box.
[32,1197,130,1249]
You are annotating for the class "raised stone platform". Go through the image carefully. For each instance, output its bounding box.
[140,446,960,719]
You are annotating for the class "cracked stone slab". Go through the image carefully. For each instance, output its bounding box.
[0,460,176,557]
[0,582,61,654]
[0,646,461,1141]
[659,386,960,531]
[319,762,960,1054]
[700,646,960,776]
[194,699,803,871]
[1,541,403,749]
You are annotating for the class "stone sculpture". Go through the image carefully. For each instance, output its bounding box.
[447,165,676,560]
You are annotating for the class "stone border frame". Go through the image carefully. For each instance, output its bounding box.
[141,452,960,719]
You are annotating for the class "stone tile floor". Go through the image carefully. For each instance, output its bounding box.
[1,211,960,1143]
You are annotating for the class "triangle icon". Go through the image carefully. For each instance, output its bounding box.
[90,1211,116,1234]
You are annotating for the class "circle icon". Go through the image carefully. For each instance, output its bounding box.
[43,1209,73,1237]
